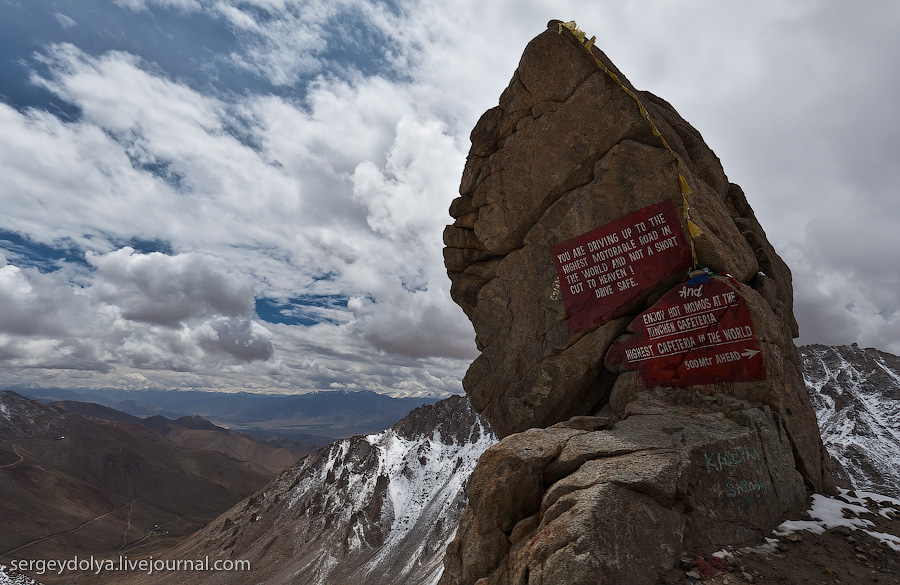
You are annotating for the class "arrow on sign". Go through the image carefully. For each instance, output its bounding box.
[742,349,760,359]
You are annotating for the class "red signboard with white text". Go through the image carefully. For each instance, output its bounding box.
[605,277,767,387]
[551,200,692,332]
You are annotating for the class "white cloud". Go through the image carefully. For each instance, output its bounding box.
[0,257,114,371]
[219,4,331,84]
[113,0,203,12]
[53,13,78,29]
[351,116,463,243]
[346,290,476,360]
[87,247,256,327]
[0,248,275,373]
[2,0,900,396]
[0,257,91,339]
[0,39,476,392]
[0,101,175,247]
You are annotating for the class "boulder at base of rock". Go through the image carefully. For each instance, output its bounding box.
[440,396,806,585]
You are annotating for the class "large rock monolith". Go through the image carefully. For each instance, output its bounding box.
[441,20,835,585]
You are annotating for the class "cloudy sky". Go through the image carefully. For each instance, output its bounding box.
[1,0,898,397]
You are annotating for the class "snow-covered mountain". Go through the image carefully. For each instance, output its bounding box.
[117,395,496,585]
[800,344,900,498]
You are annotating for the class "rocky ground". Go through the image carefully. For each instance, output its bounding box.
[660,490,900,585]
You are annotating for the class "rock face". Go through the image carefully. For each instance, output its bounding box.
[441,21,835,585]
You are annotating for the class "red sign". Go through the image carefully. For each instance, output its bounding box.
[551,200,692,332]
[605,277,767,387]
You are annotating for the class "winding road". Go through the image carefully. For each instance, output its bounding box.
[1,500,136,558]
[0,444,23,468]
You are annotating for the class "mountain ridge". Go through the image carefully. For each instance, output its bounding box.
[8,387,440,439]
[0,391,271,572]
[5,343,900,585]
[93,395,496,585]
[799,343,900,498]
[51,401,306,474]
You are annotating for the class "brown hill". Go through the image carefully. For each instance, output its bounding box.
[53,401,302,474]
[151,427,296,474]
[0,391,271,581]
[50,401,145,425]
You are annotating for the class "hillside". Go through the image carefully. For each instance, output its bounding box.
[800,344,900,497]
[52,402,302,474]
[91,395,495,585]
[0,391,270,577]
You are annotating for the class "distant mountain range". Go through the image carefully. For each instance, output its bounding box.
[5,387,440,440]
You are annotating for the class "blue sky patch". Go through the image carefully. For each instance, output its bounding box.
[1,0,249,110]
[0,229,89,272]
[117,236,175,256]
[0,0,407,119]
[255,294,349,326]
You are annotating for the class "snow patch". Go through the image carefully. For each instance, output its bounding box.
[863,530,900,552]
[775,489,900,551]
[776,494,872,535]
[352,416,495,583]
[742,537,779,555]
[875,359,900,385]
[275,401,496,585]
[0,565,41,585]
